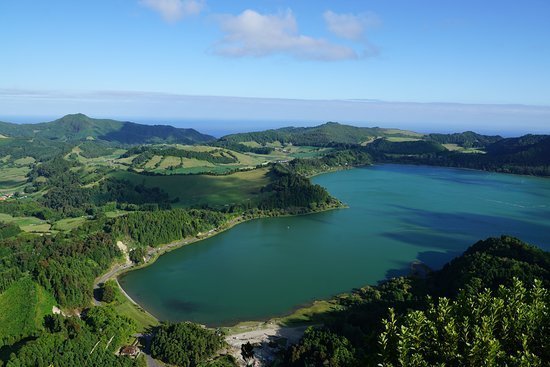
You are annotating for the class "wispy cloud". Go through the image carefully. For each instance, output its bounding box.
[140,0,205,22]
[323,10,381,56]
[214,9,358,61]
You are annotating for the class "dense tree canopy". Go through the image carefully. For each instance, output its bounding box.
[150,322,225,367]
[5,307,143,367]
[379,278,549,366]
[109,209,228,247]
[284,236,550,366]
[287,327,357,367]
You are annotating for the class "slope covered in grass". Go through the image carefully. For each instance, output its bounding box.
[0,277,56,341]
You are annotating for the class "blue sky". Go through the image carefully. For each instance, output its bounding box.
[1,0,549,134]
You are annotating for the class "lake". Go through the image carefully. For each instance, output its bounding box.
[119,165,550,326]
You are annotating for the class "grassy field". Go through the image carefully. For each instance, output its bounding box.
[0,277,56,340]
[0,165,30,193]
[386,137,422,142]
[0,213,52,233]
[443,144,486,153]
[144,155,162,169]
[383,129,424,138]
[112,167,271,207]
[275,299,342,326]
[110,282,159,332]
[51,217,88,232]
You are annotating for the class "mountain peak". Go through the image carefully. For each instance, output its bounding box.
[0,114,214,144]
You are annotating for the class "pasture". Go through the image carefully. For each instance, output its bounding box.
[111,167,271,207]
[0,213,51,233]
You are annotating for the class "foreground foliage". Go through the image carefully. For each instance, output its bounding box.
[109,208,228,247]
[287,328,357,367]
[379,278,549,366]
[5,307,143,367]
[0,277,55,346]
[283,236,550,366]
[150,322,225,367]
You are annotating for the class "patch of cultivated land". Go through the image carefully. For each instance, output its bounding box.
[386,137,422,142]
[144,155,163,169]
[112,167,271,207]
[0,213,52,233]
[442,144,486,153]
[51,217,88,232]
[0,165,30,190]
[156,156,179,169]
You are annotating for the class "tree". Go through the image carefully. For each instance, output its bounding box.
[378,278,549,366]
[150,322,225,367]
[101,280,117,303]
[287,327,357,367]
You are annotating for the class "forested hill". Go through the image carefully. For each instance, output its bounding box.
[371,133,550,175]
[426,131,503,147]
[0,113,215,144]
[220,122,423,146]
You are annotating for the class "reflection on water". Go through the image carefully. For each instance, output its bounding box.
[121,164,550,326]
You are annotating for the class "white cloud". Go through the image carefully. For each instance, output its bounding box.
[323,10,381,57]
[323,10,380,40]
[140,0,205,22]
[214,9,358,61]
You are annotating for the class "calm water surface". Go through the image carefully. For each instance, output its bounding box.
[120,165,550,326]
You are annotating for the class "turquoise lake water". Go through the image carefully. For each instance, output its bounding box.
[119,165,550,326]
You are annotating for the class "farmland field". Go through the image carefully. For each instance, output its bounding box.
[0,213,51,233]
[111,167,271,207]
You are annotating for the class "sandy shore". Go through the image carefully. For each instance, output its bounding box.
[225,324,311,366]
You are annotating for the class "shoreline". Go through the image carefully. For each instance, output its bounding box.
[97,161,541,331]
[96,203,347,326]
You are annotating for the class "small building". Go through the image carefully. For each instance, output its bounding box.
[120,345,140,357]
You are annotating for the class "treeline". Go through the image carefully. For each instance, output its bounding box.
[426,131,502,148]
[4,306,144,367]
[209,140,274,154]
[122,146,238,167]
[367,135,550,176]
[109,209,228,248]
[220,122,417,147]
[0,137,71,161]
[0,198,58,222]
[281,236,550,366]
[287,149,372,176]
[376,150,550,176]
[367,139,447,155]
[0,229,121,308]
[77,140,118,158]
[0,222,21,240]
[95,178,173,209]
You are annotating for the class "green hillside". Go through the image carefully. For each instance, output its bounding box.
[0,277,56,341]
[0,113,215,144]
[426,131,503,148]
[220,122,423,146]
